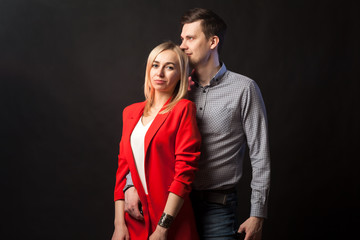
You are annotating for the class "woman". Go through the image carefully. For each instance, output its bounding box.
[112,41,201,240]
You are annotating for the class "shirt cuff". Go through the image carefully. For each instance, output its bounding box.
[250,203,268,218]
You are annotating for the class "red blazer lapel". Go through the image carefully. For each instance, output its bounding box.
[144,98,172,157]
[126,103,145,133]
[144,111,170,156]
[122,102,146,195]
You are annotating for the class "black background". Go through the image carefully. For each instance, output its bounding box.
[1,0,359,239]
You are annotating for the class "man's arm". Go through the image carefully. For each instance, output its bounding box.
[123,172,134,191]
[123,173,144,221]
[238,81,271,239]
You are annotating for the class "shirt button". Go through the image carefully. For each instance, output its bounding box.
[199,107,203,110]
[203,90,206,93]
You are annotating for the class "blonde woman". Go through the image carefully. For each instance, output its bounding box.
[112,41,201,240]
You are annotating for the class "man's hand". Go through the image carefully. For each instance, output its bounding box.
[124,187,144,221]
[238,217,264,240]
[188,69,195,91]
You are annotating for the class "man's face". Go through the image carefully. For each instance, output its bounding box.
[180,20,212,68]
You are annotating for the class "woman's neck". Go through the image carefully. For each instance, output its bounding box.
[152,92,172,110]
[143,92,171,119]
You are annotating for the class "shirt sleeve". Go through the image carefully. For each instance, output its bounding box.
[241,81,271,218]
[124,172,134,188]
[168,101,201,198]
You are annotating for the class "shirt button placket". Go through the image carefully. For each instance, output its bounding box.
[199,87,207,118]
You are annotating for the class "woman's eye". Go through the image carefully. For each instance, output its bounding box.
[167,66,174,70]
[152,64,159,68]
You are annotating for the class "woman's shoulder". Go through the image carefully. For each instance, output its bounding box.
[123,101,145,114]
[174,99,195,109]
[172,99,196,112]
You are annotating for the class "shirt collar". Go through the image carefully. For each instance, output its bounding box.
[209,62,227,86]
[193,62,227,88]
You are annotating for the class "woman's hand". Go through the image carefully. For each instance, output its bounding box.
[149,225,168,240]
[112,200,130,240]
[111,223,130,240]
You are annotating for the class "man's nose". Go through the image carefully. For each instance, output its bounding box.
[180,40,187,50]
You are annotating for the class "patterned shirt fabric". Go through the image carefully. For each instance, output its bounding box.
[189,63,271,218]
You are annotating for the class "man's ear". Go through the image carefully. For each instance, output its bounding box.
[209,36,220,50]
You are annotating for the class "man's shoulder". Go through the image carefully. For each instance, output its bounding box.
[224,70,256,88]
[226,70,254,83]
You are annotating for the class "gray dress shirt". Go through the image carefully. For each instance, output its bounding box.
[189,63,270,218]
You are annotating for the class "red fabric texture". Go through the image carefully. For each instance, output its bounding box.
[114,99,201,239]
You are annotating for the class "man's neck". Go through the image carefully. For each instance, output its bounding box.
[195,53,221,87]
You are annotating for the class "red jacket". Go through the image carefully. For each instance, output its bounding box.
[114,99,201,239]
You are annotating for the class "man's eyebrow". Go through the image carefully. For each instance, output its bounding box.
[181,34,194,38]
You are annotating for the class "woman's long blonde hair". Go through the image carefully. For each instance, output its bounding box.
[143,41,189,116]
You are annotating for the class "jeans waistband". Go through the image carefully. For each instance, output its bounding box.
[192,187,236,205]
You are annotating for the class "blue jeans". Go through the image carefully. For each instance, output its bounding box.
[190,191,238,240]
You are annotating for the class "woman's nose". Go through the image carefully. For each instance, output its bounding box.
[156,67,164,76]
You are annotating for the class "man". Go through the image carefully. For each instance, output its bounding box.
[122,8,270,240]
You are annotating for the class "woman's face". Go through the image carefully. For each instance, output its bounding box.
[150,50,181,95]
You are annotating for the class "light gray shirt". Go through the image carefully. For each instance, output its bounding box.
[189,63,270,218]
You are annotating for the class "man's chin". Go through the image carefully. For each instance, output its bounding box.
[189,60,196,68]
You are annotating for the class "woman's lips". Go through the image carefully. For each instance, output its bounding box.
[153,80,166,84]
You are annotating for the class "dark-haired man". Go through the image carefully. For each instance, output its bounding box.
[123,8,270,240]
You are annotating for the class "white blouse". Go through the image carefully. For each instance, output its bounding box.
[130,117,153,195]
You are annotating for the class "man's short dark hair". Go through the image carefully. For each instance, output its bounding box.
[181,8,227,52]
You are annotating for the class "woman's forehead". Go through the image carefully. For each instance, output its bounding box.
[154,50,178,63]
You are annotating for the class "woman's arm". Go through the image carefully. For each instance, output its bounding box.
[150,101,201,240]
[169,101,201,197]
[112,107,132,239]
[111,200,130,240]
[149,193,184,240]
[162,192,184,217]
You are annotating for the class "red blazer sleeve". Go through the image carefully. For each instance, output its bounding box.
[169,101,201,198]
[113,108,130,201]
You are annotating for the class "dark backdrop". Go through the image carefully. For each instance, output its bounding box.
[1,0,359,239]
